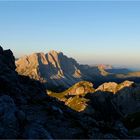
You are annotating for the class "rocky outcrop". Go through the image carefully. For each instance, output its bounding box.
[66,81,94,96]
[48,81,94,112]
[96,82,118,93]
[96,80,134,94]
[117,80,134,91]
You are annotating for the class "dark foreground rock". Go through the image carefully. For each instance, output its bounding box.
[0,46,139,139]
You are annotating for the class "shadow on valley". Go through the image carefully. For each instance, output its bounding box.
[47,76,140,92]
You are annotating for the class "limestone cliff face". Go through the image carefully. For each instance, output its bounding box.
[16,50,104,89]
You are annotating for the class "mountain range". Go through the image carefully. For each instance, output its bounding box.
[16,50,140,91]
[16,50,108,90]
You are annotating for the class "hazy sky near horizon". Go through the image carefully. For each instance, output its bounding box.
[0,1,140,69]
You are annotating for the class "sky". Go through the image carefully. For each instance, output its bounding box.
[0,1,140,69]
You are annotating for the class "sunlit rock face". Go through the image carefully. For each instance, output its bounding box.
[48,81,95,112]
[96,82,118,93]
[16,50,82,89]
[67,81,94,96]
[117,80,134,91]
[16,50,108,90]
[96,80,134,94]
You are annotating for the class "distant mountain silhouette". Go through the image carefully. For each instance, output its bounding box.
[106,68,131,74]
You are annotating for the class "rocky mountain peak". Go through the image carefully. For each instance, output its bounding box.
[48,50,62,55]
[47,50,64,62]
[16,50,83,89]
[98,64,113,69]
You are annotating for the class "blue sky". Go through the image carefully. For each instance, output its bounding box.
[0,1,140,69]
